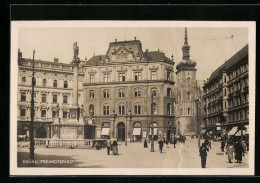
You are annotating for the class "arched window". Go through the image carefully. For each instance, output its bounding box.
[152,103,157,115]
[118,104,125,115]
[53,80,58,87]
[167,103,172,115]
[103,89,110,98]
[119,89,125,97]
[22,76,26,83]
[103,104,110,115]
[134,103,141,115]
[43,78,47,87]
[64,81,68,88]
[134,88,141,97]
[167,88,172,97]
[151,88,157,96]
[90,90,95,98]
[53,95,57,103]
[89,104,94,116]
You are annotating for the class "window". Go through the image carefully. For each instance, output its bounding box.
[42,93,46,102]
[188,108,190,115]
[152,103,157,115]
[103,104,110,115]
[118,104,125,115]
[52,111,56,118]
[63,95,68,103]
[134,88,141,97]
[167,88,172,97]
[119,89,125,97]
[167,103,172,115]
[134,104,141,115]
[53,80,58,87]
[134,72,142,81]
[151,71,157,80]
[20,109,26,116]
[43,78,47,87]
[224,76,226,83]
[21,92,26,101]
[151,88,157,96]
[104,73,110,82]
[53,95,57,103]
[90,90,95,98]
[187,92,191,101]
[167,71,171,81]
[22,76,26,83]
[119,73,125,81]
[104,90,110,98]
[224,88,227,96]
[64,81,68,88]
[41,110,46,118]
[89,105,94,116]
[90,75,94,83]
[63,111,68,118]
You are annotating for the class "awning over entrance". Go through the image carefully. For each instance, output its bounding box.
[133,128,141,135]
[101,128,110,135]
[200,129,206,135]
[228,127,241,136]
[149,128,158,135]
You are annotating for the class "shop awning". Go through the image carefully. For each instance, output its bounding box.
[149,128,158,135]
[101,128,110,135]
[132,128,141,135]
[244,125,249,135]
[228,127,241,136]
[200,129,206,135]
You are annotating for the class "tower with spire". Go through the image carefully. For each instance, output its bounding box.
[175,27,199,136]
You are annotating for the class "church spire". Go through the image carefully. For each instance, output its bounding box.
[182,27,190,60]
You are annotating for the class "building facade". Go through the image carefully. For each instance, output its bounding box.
[82,38,176,142]
[17,49,85,138]
[174,28,203,135]
[203,44,249,137]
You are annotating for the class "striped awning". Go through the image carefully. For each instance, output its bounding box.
[200,129,206,135]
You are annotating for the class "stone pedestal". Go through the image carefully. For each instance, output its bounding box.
[50,123,84,139]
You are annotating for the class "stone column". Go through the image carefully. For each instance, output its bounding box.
[72,63,79,107]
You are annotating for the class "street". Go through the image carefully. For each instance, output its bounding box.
[17,138,249,168]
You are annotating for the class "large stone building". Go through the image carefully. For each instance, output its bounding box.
[203,44,249,137]
[82,38,176,142]
[17,49,85,138]
[174,28,204,136]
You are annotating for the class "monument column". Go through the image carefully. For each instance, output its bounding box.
[72,62,79,107]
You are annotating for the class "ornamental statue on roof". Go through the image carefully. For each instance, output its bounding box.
[73,42,79,61]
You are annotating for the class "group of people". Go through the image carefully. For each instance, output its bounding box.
[105,137,118,155]
[225,139,248,164]
[143,136,179,153]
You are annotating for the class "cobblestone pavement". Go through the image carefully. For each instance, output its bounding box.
[17,138,249,168]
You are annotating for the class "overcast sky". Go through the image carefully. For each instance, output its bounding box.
[18,27,248,81]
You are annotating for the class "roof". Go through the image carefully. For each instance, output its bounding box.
[208,44,248,83]
[145,51,170,61]
[87,55,105,65]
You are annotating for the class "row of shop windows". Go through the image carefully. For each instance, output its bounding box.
[89,88,173,99]
[22,77,69,88]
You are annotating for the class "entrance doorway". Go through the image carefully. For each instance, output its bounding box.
[167,130,171,141]
[37,127,46,138]
[117,122,125,141]
[84,125,95,139]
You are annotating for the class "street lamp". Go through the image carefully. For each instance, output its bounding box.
[150,93,154,152]
[29,49,35,162]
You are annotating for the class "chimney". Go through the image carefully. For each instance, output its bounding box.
[115,39,117,42]
[54,57,59,63]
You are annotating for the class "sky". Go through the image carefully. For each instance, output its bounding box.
[18,27,248,81]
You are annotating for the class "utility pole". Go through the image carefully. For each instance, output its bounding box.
[150,93,154,152]
[29,49,35,161]
[196,99,200,148]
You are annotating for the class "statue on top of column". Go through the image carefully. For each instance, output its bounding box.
[73,42,79,61]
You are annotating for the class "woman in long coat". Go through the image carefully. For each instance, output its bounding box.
[226,143,235,163]
[112,139,118,155]
[234,141,244,163]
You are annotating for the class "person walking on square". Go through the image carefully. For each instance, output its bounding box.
[173,137,177,148]
[226,143,235,163]
[234,140,244,163]
[199,143,209,168]
[112,139,118,155]
[221,140,226,152]
[105,137,112,155]
[158,138,164,153]
[144,138,148,148]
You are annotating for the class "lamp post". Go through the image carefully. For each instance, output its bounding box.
[151,93,154,152]
[195,99,201,148]
[29,49,35,161]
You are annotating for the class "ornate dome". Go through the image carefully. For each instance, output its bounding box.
[176,59,197,70]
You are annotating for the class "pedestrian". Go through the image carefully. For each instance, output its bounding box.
[105,137,111,155]
[234,140,244,163]
[158,138,164,153]
[208,139,212,149]
[165,139,169,146]
[226,143,235,163]
[144,138,148,148]
[112,139,118,155]
[199,143,209,168]
[246,139,249,151]
[173,137,177,148]
[221,140,226,152]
